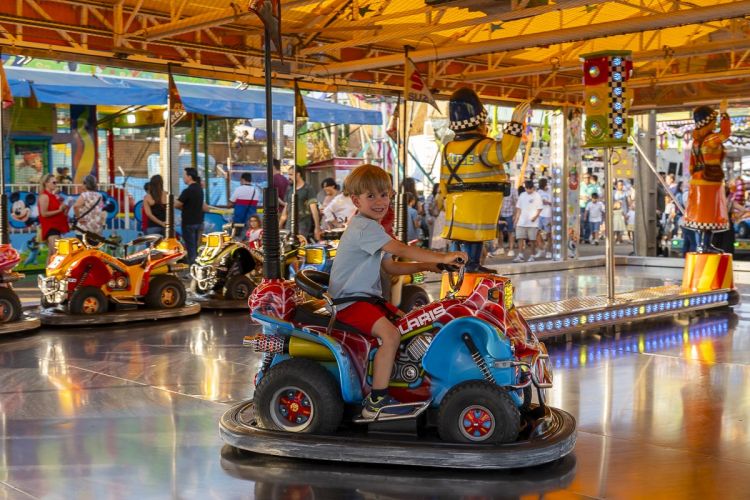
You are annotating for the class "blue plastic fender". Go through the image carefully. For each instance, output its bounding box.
[422,317,517,406]
[251,311,364,404]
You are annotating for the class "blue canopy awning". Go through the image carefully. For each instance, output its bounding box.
[4,67,382,125]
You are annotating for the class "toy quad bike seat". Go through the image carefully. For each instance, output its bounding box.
[293,270,385,345]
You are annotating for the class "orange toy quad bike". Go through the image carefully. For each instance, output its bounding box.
[0,243,24,322]
[39,228,187,314]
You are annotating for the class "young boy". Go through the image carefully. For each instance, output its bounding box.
[586,192,605,245]
[329,165,466,418]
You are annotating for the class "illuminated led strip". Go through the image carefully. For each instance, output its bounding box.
[527,292,730,336]
[549,111,565,261]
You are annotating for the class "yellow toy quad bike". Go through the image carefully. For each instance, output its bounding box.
[39,228,187,315]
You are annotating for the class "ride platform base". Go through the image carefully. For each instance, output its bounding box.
[0,315,41,335]
[190,293,248,310]
[220,400,576,470]
[38,302,201,326]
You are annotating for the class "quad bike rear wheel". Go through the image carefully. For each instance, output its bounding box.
[438,381,520,444]
[145,275,186,309]
[0,287,22,323]
[224,274,255,300]
[254,358,343,434]
[399,284,430,312]
[69,286,108,315]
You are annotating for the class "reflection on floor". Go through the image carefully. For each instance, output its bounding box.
[0,271,749,498]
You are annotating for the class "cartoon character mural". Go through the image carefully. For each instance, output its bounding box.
[9,192,38,228]
[8,190,119,271]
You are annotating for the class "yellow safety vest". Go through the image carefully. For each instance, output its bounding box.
[439,132,522,242]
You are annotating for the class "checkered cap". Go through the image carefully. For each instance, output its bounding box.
[694,109,718,129]
[504,121,523,137]
[450,108,488,132]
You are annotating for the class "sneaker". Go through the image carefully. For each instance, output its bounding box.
[527,256,536,263]
[507,250,515,257]
[362,394,412,418]
[513,255,525,263]
[594,240,600,246]
[545,252,553,259]
[491,248,505,257]
[534,250,544,259]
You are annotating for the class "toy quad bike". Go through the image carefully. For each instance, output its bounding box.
[287,228,344,278]
[191,223,261,300]
[244,266,553,444]
[39,228,187,314]
[0,244,24,322]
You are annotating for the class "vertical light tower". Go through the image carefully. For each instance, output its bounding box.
[581,50,633,301]
[582,51,633,148]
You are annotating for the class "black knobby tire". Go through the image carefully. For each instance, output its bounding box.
[224,273,256,300]
[144,275,186,309]
[254,358,344,434]
[69,286,108,315]
[399,284,430,312]
[438,380,521,444]
[40,293,55,309]
[0,287,22,323]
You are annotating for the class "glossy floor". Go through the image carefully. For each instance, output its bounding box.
[1,270,749,499]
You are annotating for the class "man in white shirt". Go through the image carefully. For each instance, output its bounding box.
[536,177,553,259]
[513,180,543,262]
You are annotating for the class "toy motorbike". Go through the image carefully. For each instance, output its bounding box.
[191,223,262,300]
[244,266,553,444]
[39,228,187,314]
[0,244,24,322]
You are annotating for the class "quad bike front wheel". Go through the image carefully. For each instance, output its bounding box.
[69,286,108,315]
[224,274,256,300]
[438,381,520,444]
[0,287,22,322]
[145,275,186,309]
[254,358,343,434]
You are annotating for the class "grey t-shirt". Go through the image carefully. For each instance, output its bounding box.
[329,213,393,309]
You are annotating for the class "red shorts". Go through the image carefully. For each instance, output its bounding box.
[336,300,400,335]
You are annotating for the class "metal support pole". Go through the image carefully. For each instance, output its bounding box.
[0,98,7,245]
[635,111,658,256]
[165,76,175,240]
[261,28,281,279]
[191,114,198,169]
[603,147,615,301]
[396,46,410,243]
[107,128,115,184]
[203,115,210,203]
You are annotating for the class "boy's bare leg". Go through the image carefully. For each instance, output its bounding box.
[370,317,401,390]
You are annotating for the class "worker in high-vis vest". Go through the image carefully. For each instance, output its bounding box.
[439,87,530,272]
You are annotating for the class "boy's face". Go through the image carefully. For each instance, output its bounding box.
[351,189,391,221]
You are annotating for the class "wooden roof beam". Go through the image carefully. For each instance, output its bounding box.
[311,1,750,76]
[459,35,750,82]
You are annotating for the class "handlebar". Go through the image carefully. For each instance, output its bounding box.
[74,225,121,248]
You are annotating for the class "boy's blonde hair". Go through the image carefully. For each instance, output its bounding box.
[343,164,391,196]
